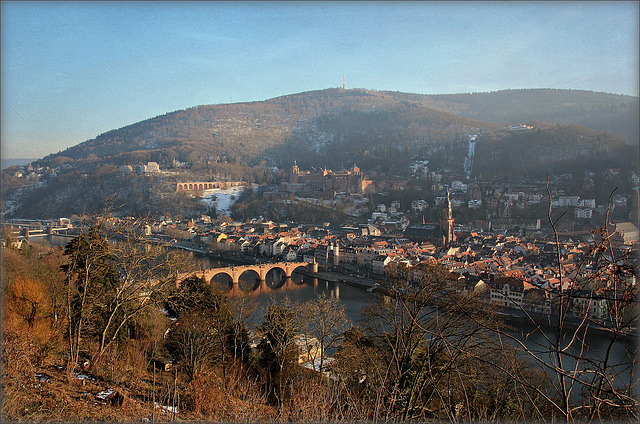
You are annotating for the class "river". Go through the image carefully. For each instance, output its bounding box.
[33,234,637,400]
[32,235,375,324]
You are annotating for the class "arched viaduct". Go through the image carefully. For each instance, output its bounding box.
[175,181,244,192]
[176,262,319,295]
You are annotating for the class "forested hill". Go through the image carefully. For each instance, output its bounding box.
[41,88,493,170]
[40,88,637,172]
[429,89,639,144]
[3,88,637,219]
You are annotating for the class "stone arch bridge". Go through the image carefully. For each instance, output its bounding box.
[176,181,244,192]
[177,262,319,295]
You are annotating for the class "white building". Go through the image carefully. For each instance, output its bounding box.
[412,200,429,212]
[489,277,525,308]
[570,290,608,321]
[578,198,596,208]
[372,255,392,274]
[145,161,160,174]
[450,181,468,192]
[468,199,482,209]
[557,195,580,207]
[575,208,593,219]
[615,222,639,245]
[505,192,520,201]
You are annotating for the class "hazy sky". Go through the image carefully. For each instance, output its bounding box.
[2,1,638,159]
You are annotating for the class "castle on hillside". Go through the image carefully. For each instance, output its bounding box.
[280,162,374,194]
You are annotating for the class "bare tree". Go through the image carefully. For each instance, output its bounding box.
[96,218,193,355]
[164,311,220,382]
[298,292,351,372]
[62,222,116,371]
[257,298,301,407]
[335,262,523,422]
[477,181,639,422]
[62,211,193,372]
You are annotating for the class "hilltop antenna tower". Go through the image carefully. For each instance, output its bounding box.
[341,75,345,89]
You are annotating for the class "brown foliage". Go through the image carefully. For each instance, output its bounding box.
[90,342,149,391]
[181,365,277,421]
[2,246,66,367]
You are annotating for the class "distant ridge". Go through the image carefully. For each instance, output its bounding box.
[2,158,36,170]
[429,89,638,144]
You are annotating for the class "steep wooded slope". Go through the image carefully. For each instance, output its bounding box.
[430,89,639,144]
[42,88,494,170]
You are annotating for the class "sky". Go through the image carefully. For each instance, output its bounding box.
[1,1,638,160]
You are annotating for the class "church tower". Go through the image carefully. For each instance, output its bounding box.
[440,188,456,245]
[290,160,300,183]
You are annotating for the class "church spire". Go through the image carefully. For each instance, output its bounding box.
[440,187,455,245]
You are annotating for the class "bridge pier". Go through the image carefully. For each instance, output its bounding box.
[282,277,295,290]
[257,279,269,293]
[228,283,243,297]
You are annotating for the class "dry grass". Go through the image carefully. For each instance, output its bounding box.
[1,362,155,423]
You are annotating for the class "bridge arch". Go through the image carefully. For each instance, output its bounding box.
[175,181,245,192]
[264,266,288,289]
[290,264,310,284]
[210,271,233,289]
[177,262,317,293]
[238,269,261,291]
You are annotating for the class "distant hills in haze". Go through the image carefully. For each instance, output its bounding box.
[429,89,639,144]
[2,88,638,219]
[2,158,38,170]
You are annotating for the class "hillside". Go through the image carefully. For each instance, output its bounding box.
[2,88,637,219]
[473,122,636,181]
[39,88,494,170]
[39,88,637,171]
[430,89,639,144]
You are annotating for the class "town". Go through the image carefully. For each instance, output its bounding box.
[5,161,638,332]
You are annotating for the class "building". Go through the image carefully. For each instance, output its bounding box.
[506,124,534,131]
[557,195,580,207]
[489,277,525,308]
[575,208,593,219]
[578,199,596,208]
[281,162,366,194]
[372,255,392,274]
[440,189,456,246]
[613,222,639,245]
[412,199,429,212]
[314,242,340,265]
[294,334,322,364]
[404,190,455,247]
[569,289,608,321]
[143,161,160,174]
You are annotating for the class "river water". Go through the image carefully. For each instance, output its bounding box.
[33,235,637,399]
[32,235,374,324]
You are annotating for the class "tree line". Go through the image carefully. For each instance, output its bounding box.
[1,211,638,422]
